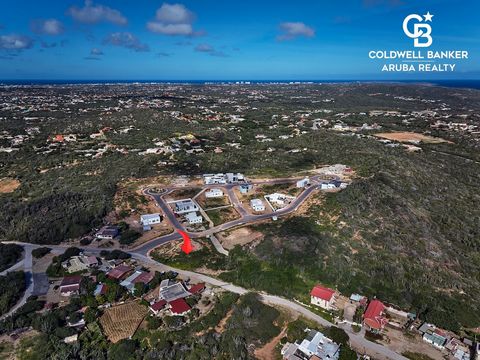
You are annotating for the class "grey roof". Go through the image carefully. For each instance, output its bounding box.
[159,282,190,302]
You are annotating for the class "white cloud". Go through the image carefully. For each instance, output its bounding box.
[194,43,227,57]
[31,19,64,35]
[90,47,103,55]
[277,22,315,41]
[67,0,127,26]
[103,32,149,52]
[0,34,34,50]
[155,3,194,24]
[147,3,199,36]
[146,22,193,36]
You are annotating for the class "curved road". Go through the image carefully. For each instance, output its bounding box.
[134,176,331,256]
[0,175,408,359]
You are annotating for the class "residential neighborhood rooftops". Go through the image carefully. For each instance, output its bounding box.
[188,283,205,295]
[96,225,119,239]
[169,298,191,315]
[364,299,387,330]
[60,275,82,287]
[107,264,133,280]
[120,270,154,292]
[310,285,335,301]
[282,329,340,360]
[94,283,108,296]
[140,213,161,224]
[150,299,167,312]
[60,275,82,296]
[160,282,191,302]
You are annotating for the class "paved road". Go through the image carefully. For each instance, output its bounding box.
[136,177,325,256]
[0,240,406,359]
[1,244,33,319]
[0,176,411,360]
[0,258,25,276]
[208,234,229,256]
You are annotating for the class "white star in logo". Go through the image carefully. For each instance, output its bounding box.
[423,11,434,22]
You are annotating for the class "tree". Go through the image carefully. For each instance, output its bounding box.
[119,230,141,245]
[108,339,138,360]
[147,316,162,330]
[0,244,23,272]
[32,247,51,259]
[33,313,59,334]
[84,308,97,324]
[339,345,357,360]
[133,283,145,297]
[326,326,349,346]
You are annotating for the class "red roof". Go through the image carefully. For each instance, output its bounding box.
[169,298,191,314]
[188,283,205,295]
[150,300,167,311]
[107,265,132,280]
[310,285,335,301]
[60,284,80,294]
[132,271,154,285]
[60,275,82,287]
[363,299,387,329]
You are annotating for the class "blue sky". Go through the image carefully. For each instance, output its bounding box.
[0,0,478,80]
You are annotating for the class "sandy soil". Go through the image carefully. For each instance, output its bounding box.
[254,326,287,360]
[215,309,234,334]
[380,328,444,360]
[197,191,230,209]
[153,239,204,258]
[217,227,264,250]
[0,178,20,193]
[374,132,450,144]
[110,178,174,247]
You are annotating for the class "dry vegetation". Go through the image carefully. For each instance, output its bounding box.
[99,301,148,343]
[374,132,450,144]
[0,178,20,194]
[218,227,264,250]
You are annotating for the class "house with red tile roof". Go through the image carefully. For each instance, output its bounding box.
[310,285,337,310]
[363,299,388,332]
[149,300,167,315]
[60,275,82,296]
[168,298,191,316]
[107,264,133,280]
[188,283,205,295]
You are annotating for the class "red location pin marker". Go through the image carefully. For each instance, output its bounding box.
[178,230,193,255]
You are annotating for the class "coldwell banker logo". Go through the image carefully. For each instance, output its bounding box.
[368,12,469,73]
[403,12,433,47]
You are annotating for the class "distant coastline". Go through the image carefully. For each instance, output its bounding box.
[1,79,479,90]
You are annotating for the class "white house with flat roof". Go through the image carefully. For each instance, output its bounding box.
[174,199,199,214]
[296,177,310,188]
[320,183,336,190]
[185,212,203,224]
[250,199,265,212]
[205,188,224,198]
[141,213,162,226]
[203,173,245,185]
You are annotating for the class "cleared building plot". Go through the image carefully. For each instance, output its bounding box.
[374,132,450,144]
[196,190,230,210]
[99,301,148,343]
[206,207,241,226]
